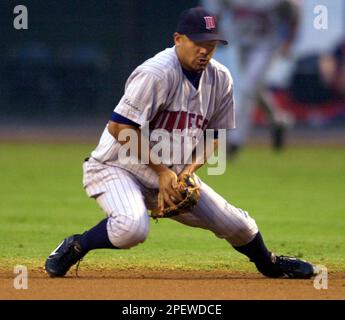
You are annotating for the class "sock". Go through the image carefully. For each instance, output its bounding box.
[233,232,282,277]
[233,232,273,264]
[79,218,118,251]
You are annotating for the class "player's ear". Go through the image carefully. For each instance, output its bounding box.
[174,32,183,46]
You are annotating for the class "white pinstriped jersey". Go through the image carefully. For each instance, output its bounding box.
[90,46,234,189]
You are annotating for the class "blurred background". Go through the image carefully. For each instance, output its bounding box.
[0,0,344,144]
[0,0,198,126]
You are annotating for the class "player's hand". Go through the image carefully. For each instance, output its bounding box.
[157,169,184,212]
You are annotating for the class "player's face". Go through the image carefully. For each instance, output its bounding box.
[174,33,218,72]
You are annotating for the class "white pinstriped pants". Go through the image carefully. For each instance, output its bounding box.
[83,159,258,248]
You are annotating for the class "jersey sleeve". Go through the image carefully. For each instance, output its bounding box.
[113,70,166,127]
[206,71,235,131]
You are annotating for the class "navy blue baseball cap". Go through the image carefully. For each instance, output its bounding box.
[176,7,228,45]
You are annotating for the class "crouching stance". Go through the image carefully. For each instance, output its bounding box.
[45,7,317,279]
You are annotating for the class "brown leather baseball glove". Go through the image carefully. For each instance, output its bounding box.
[150,174,200,219]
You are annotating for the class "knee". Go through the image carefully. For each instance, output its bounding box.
[107,212,149,249]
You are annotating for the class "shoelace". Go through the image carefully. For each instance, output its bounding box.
[75,259,83,277]
[276,256,303,276]
[57,242,84,276]
[277,256,299,267]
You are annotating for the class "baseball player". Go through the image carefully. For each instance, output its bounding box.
[45,7,316,279]
[202,0,298,157]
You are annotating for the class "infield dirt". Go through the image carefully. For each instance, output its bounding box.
[1,268,344,300]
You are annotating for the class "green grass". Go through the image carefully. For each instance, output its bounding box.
[0,143,344,272]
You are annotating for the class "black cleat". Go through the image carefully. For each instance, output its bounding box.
[271,111,295,151]
[45,235,87,277]
[270,253,318,279]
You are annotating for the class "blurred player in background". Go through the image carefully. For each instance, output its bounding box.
[202,0,299,157]
[319,37,345,100]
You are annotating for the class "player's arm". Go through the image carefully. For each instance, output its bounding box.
[107,120,183,209]
[276,0,300,56]
[180,66,234,178]
[109,71,184,211]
